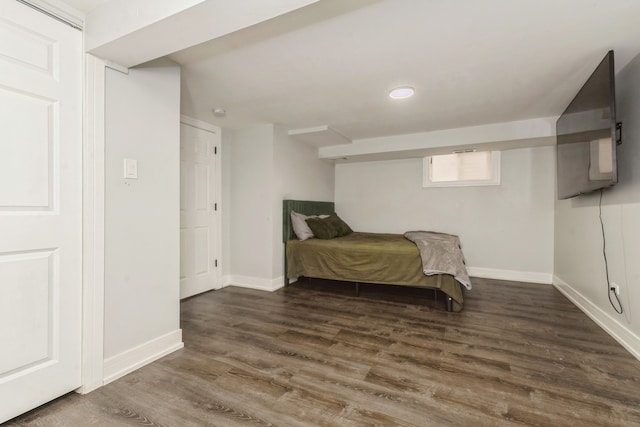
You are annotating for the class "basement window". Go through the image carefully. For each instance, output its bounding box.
[422,150,501,187]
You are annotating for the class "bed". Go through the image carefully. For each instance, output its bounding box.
[282,200,467,312]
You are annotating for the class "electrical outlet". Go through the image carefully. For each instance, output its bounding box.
[611,283,621,296]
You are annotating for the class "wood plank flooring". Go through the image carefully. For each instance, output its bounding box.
[5,277,640,426]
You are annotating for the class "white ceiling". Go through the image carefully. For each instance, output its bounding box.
[168,0,640,143]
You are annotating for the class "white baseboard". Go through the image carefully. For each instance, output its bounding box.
[103,329,184,385]
[223,274,285,292]
[467,267,552,284]
[553,276,640,362]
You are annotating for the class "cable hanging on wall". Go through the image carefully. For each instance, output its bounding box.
[599,189,623,314]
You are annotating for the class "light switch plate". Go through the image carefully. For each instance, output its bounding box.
[124,158,138,179]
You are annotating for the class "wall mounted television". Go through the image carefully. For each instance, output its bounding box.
[556,50,620,200]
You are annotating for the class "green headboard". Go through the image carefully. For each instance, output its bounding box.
[282,199,335,243]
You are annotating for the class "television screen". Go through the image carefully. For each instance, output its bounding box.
[556,50,617,200]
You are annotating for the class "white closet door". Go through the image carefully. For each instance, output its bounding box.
[180,122,220,299]
[0,1,82,423]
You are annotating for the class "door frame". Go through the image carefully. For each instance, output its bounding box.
[179,115,223,292]
[79,53,107,394]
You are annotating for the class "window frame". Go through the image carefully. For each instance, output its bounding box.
[422,150,501,188]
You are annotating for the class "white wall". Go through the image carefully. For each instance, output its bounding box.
[335,147,556,282]
[224,124,334,289]
[228,125,275,282]
[272,126,335,277]
[554,52,640,359]
[104,59,182,365]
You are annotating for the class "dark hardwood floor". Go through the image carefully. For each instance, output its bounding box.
[6,278,640,426]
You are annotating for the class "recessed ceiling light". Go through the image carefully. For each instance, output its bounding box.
[389,86,415,99]
[212,107,226,117]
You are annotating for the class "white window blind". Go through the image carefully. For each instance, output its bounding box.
[423,151,500,187]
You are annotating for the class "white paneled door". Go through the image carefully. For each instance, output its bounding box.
[180,122,221,299]
[0,2,82,423]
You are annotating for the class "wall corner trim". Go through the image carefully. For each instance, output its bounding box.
[103,329,184,385]
[553,275,640,362]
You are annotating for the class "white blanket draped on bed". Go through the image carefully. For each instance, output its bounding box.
[404,231,472,290]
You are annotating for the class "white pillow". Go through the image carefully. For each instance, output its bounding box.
[290,211,328,241]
